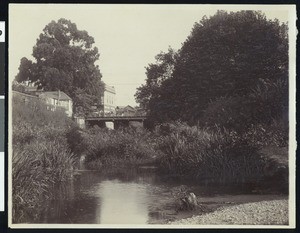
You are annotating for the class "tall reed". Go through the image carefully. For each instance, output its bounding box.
[12,95,75,223]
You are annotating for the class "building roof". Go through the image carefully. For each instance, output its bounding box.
[40,91,72,101]
[116,105,135,111]
[104,84,116,94]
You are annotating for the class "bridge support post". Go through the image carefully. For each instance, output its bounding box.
[74,116,86,129]
[105,121,114,129]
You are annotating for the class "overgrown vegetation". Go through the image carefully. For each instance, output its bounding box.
[76,126,158,169]
[155,122,288,189]
[74,120,287,192]
[132,10,289,190]
[12,94,76,223]
[12,10,289,223]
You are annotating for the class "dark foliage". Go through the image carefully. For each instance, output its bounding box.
[15,18,104,116]
[136,11,288,133]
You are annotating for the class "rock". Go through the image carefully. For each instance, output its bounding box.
[187,193,198,210]
[176,192,198,211]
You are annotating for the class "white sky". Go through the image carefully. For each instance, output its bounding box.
[9,4,291,106]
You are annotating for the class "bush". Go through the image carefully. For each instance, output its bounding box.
[156,122,286,185]
[202,83,288,135]
[82,126,157,169]
[65,125,86,156]
[243,119,288,148]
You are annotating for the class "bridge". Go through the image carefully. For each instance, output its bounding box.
[85,116,147,129]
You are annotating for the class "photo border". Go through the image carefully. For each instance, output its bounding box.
[5,1,298,231]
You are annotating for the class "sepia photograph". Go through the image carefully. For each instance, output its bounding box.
[8,4,296,228]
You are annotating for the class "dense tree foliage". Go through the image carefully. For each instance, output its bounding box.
[15,18,103,116]
[136,11,288,131]
[135,47,177,114]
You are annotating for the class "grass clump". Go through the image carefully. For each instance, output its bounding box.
[81,126,157,169]
[12,94,75,223]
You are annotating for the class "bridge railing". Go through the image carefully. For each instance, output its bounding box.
[85,115,147,120]
[86,112,147,117]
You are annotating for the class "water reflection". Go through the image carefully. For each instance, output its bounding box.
[35,169,159,224]
[26,168,282,224]
[39,174,102,224]
[96,180,148,224]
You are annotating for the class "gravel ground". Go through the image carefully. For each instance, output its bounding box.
[170,199,288,225]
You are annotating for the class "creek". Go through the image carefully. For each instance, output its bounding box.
[29,167,286,224]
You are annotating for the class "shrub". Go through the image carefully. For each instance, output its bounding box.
[156,122,284,184]
[201,76,288,136]
[65,125,86,156]
[82,126,157,169]
[243,119,288,148]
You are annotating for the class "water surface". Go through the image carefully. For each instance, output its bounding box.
[29,168,285,224]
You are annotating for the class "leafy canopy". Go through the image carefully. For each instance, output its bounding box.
[136,10,288,130]
[15,18,103,116]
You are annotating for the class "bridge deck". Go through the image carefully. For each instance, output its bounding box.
[86,116,147,121]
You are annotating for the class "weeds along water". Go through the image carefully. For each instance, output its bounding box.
[12,95,288,223]
[12,95,76,223]
[155,122,288,187]
[80,121,288,189]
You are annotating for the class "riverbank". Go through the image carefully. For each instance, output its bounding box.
[170,199,288,225]
[81,122,288,192]
[12,94,289,223]
[12,96,77,223]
